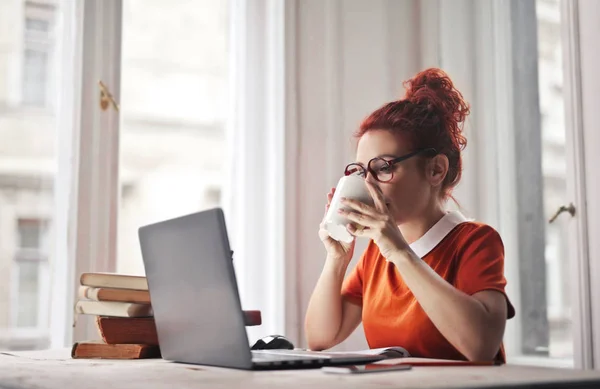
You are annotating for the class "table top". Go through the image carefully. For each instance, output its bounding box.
[2,349,600,389]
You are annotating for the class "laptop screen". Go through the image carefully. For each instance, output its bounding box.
[138,208,253,369]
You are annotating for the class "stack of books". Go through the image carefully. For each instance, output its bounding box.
[72,272,160,359]
[71,272,262,360]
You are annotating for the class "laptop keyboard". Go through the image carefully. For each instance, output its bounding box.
[251,350,324,362]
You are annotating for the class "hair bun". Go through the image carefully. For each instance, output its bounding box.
[402,68,470,126]
[403,68,453,98]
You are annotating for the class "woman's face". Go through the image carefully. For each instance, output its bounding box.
[354,129,435,224]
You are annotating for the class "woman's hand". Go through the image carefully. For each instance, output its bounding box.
[319,187,355,264]
[338,181,408,260]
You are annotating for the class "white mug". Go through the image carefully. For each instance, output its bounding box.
[323,175,374,243]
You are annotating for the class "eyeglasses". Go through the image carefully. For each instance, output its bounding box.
[344,148,437,183]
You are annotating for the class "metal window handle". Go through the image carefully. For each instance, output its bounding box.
[549,203,576,223]
[98,80,120,112]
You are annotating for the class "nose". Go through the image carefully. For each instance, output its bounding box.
[365,171,378,185]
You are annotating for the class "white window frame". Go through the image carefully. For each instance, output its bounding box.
[52,0,288,346]
[482,0,594,369]
[50,0,122,347]
[567,0,600,370]
[434,0,590,369]
[559,0,593,370]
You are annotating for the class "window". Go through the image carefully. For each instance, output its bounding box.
[22,49,49,106]
[117,0,229,275]
[496,0,573,365]
[0,0,60,351]
[18,217,46,249]
[536,0,572,360]
[15,261,40,327]
[8,219,50,353]
[21,2,56,107]
[13,219,49,330]
[25,17,49,33]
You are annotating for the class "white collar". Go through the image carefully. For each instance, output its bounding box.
[409,211,470,258]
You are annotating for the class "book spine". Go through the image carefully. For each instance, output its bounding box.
[96,317,159,345]
[71,342,161,359]
[78,286,99,301]
[75,301,153,318]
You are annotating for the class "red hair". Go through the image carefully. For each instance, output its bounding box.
[356,68,470,198]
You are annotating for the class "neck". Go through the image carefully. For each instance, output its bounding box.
[398,203,447,245]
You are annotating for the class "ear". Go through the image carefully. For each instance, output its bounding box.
[426,154,449,187]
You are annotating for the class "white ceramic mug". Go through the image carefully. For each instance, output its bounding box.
[323,175,374,243]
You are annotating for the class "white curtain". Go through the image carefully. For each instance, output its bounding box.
[223,0,287,343]
[223,0,519,353]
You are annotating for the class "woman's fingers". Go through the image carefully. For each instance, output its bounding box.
[364,181,388,211]
[323,187,336,218]
[340,198,381,218]
[338,208,380,228]
[327,187,335,203]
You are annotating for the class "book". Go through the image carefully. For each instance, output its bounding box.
[358,347,410,358]
[329,348,500,365]
[80,273,148,291]
[383,358,502,366]
[327,347,411,358]
[95,311,261,346]
[78,285,151,304]
[96,316,158,345]
[71,340,160,359]
[75,300,153,318]
[242,310,262,326]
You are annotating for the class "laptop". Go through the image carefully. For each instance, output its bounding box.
[138,208,384,370]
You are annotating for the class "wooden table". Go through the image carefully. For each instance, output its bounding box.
[2,349,600,389]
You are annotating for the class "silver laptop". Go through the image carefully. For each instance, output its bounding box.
[138,208,384,370]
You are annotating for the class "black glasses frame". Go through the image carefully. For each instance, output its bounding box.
[344,148,437,183]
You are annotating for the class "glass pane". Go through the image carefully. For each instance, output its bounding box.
[17,219,45,249]
[22,49,49,106]
[117,0,229,275]
[0,0,59,350]
[536,0,572,360]
[25,18,49,33]
[16,261,39,328]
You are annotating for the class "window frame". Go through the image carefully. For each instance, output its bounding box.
[485,0,592,369]
[563,0,600,369]
[435,0,590,368]
[49,0,122,347]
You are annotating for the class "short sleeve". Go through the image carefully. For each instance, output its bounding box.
[455,225,516,319]
[341,251,367,307]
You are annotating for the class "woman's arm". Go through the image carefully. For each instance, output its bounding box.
[304,257,363,350]
[390,249,507,361]
[339,182,508,361]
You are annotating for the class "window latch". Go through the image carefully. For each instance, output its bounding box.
[549,203,576,223]
[98,80,120,112]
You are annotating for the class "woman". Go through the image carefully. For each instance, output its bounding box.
[305,68,515,363]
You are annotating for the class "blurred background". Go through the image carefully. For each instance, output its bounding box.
[0,0,585,368]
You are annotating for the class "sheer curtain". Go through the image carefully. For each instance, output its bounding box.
[223,0,288,343]
[224,0,554,355]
